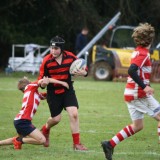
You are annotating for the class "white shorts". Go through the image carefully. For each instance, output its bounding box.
[126,95,160,121]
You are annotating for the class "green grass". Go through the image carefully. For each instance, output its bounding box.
[0,72,160,160]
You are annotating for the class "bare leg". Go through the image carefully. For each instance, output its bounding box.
[22,129,46,145]
[46,115,61,129]
[0,138,13,145]
[153,113,160,143]
[66,106,88,150]
[131,119,144,133]
[66,107,79,133]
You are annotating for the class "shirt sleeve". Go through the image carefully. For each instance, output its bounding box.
[128,64,146,89]
[38,56,49,80]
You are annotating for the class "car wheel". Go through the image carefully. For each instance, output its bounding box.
[93,61,113,81]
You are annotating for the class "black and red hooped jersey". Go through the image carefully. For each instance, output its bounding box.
[38,51,77,94]
[14,82,46,121]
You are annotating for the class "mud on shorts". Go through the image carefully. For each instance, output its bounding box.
[47,89,79,117]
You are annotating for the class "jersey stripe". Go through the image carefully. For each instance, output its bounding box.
[14,82,46,121]
[39,50,77,94]
[124,46,151,102]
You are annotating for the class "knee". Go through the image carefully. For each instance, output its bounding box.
[53,118,61,125]
[49,116,61,125]
[70,111,78,120]
[155,113,160,121]
[38,136,46,144]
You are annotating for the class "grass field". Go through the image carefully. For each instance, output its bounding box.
[0,73,160,160]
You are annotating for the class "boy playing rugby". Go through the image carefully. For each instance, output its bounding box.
[0,76,68,150]
[101,23,160,160]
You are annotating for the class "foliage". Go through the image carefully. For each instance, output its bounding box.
[0,0,160,68]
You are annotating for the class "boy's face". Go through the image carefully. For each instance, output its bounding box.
[50,46,61,58]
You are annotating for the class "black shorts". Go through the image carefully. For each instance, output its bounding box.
[47,89,79,117]
[14,119,36,137]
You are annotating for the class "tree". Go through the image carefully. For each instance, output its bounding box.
[0,0,159,69]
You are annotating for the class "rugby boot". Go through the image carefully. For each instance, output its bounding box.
[101,141,114,160]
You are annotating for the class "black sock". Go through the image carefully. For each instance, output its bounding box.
[16,137,24,144]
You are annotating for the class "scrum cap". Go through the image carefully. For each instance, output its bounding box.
[50,36,65,50]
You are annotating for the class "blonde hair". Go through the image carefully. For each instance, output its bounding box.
[17,77,30,92]
[132,23,155,47]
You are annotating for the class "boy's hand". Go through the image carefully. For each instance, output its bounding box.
[61,82,69,89]
[41,76,49,88]
[73,67,87,76]
[143,86,154,96]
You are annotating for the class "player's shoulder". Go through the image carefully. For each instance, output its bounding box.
[27,81,38,89]
[64,50,77,58]
[41,54,53,65]
[136,46,149,56]
[43,54,52,61]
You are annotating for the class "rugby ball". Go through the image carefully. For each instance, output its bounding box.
[69,58,86,75]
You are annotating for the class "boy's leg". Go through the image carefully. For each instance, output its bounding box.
[101,124,136,160]
[66,107,88,151]
[157,121,160,143]
[12,128,46,149]
[23,128,46,145]
[109,119,143,148]
[0,137,13,145]
[41,115,61,147]
[101,100,144,160]
[153,113,160,143]
[145,96,160,143]
[41,92,63,147]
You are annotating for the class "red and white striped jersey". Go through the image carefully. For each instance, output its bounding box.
[14,81,46,121]
[124,46,151,102]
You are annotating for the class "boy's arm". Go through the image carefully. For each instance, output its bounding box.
[128,64,146,89]
[38,77,49,88]
[48,78,69,89]
[49,78,63,84]
[128,63,154,95]
[38,77,69,89]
